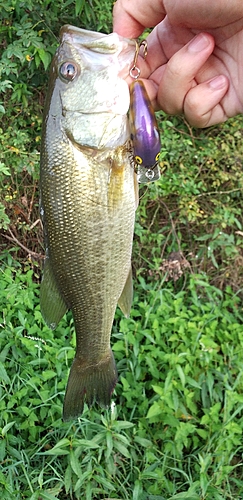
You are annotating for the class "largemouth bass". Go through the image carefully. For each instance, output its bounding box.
[40,26,138,420]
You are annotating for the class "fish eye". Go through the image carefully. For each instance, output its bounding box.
[135,155,143,165]
[59,61,78,81]
[155,152,160,162]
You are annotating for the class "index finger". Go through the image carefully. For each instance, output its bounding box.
[113,0,166,38]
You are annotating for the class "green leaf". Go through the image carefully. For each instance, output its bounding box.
[30,491,58,500]
[113,439,131,458]
[7,445,22,461]
[74,471,92,492]
[0,362,10,384]
[41,439,71,456]
[169,496,200,500]
[113,420,134,430]
[42,370,57,381]
[196,234,211,241]
[0,440,6,461]
[146,402,162,419]
[64,465,72,495]
[70,450,82,476]
[0,162,10,175]
[133,480,143,500]
[176,364,185,388]
[37,48,51,70]
[106,430,113,459]
[94,474,115,491]
[2,421,15,436]
[18,309,26,326]
[196,428,209,439]
[51,438,70,449]
[134,436,153,447]
[186,376,201,389]
[75,0,85,16]
[72,439,99,449]
[62,0,74,7]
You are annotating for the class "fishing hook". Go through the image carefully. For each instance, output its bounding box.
[129,39,148,79]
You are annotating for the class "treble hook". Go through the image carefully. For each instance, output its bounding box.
[129,39,148,79]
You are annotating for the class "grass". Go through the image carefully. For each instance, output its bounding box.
[0,257,243,499]
[1,1,243,497]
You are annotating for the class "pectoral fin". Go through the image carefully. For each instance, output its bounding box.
[118,267,133,318]
[40,258,68,329]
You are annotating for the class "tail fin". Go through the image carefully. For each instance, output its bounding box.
[63,349,118,421]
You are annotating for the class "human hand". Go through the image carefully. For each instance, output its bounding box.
[113,0,243,127]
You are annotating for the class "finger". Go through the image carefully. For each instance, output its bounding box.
[157,33,216,114]
[184,75,229,127]
[163,0,243,29]
[113,0,166,38]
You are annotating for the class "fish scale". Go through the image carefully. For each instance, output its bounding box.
[40,26,137,419]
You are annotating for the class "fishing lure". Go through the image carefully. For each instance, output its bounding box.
[129,40,161,183]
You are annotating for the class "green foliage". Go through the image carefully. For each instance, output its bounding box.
[1,1,243,498]
[134,113,243,290]
[0,0,114,232]
[0,258,243,499]
[0,0,113,87]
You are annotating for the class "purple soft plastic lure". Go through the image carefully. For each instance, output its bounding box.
[129,79,161,183]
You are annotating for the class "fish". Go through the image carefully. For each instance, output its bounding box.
[40,25,138,420]
[129,79,161,183]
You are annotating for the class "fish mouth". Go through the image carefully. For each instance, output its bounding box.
[60,24,135,53]
[59,25,136,79]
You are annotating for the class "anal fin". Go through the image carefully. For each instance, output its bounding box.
[118,266,133,318]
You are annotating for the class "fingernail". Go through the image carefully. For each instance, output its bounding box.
[188,33,210,53]
[208,75,227,90]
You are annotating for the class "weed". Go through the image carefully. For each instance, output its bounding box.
[0,259,243,498]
